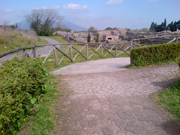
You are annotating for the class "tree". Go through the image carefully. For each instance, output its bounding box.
[87,33,90,42]
[105,27,112,30]
[25,8,63,35]
[164,18,167,30]
[88,26,95,32]
[96,33,99,42]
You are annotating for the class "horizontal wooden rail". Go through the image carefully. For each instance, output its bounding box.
[0,45,36,58]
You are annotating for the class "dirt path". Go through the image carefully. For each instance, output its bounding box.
[53,63,180,135]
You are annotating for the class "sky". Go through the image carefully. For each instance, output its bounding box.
[0,0,180,30]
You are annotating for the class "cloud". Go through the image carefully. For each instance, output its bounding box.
[4,9,14,13]
[63,3,88,10]
[106,0,123,4]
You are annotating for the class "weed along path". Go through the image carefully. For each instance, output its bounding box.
[52,62,180,135]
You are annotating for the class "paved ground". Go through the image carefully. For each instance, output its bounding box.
[51,57,130,75]
[53,62,180,135]
[0,37,63,66]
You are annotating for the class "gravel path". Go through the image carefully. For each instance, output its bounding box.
[53,62,180,135]
[0,37,62,66]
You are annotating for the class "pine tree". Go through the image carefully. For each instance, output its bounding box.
[164,18,167,30]
[87,33,90,42]
[96,33,99,42]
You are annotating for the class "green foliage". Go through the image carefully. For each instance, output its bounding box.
[140,39,146,44]
[131,42,180,66]
[87,33,90,42]
[88,26,95,32]
[150,18,180,32]
[0,57,50,134]
[157,80,180,122]
[10,25,16,29]
[96,33,99,42]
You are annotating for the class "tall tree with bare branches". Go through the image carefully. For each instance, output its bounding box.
[25,8,63,35]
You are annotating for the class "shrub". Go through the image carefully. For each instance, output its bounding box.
[131,42,180,66]
[0,57,50,134]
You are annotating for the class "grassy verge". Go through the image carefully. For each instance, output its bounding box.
[39,36,67,43]
[0,36,48,54]
[19,75,62,135]
[126,59,176,69]
[157,80,180,122]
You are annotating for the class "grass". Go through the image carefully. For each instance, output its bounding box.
[157,80,180,122]
[39,35,68,43]
[0,28,48,54]
[19,75,63,135]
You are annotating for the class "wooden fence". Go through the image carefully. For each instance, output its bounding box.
[0,35,180,65]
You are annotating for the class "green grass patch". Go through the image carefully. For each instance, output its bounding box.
[157,80,180,122]
[0,37,48,54]
[19,75,61,135]
[36,38,49,45]
[39,36,67,43]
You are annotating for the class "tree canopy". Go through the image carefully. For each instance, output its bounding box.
[150,18,180,32]
[88,26,95,32]
[25,8,63,36]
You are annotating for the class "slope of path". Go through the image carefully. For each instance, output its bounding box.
[51,57,130,75]
[53,63,180,135]
[0,37,62,66]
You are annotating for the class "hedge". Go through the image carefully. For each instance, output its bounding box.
[0,57,50,134]
[131,42,180,66]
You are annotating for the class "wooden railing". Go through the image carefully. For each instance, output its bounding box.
[0,35,179,65]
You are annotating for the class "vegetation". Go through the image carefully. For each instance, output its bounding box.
[87,33,90,42]
[150,18,180,32]
[88,26,96,32]
[105,27,118,30]
[0,28,48,54]
[131,42,180,66]
[0,57,54,134]
[157,56,180,122]
[39,35,67,44]
[96,33,99,42]
[25,8,63,36]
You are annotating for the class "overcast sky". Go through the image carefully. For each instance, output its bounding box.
[0,0,180,30]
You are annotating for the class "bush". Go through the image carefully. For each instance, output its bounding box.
[0,57,50,134]
[131,42,180,66]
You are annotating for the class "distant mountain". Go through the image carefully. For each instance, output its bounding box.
[15,19,88,31]
[62,20,87,31]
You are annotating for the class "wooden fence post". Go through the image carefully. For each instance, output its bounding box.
[115,44,117,57]
[69,45,73,60]
[53,45,58,65]
[176,37,179,43]
[23,49,27,58]
[101,44,103,57]
[33,46,36,58]
[86,44,88,59]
